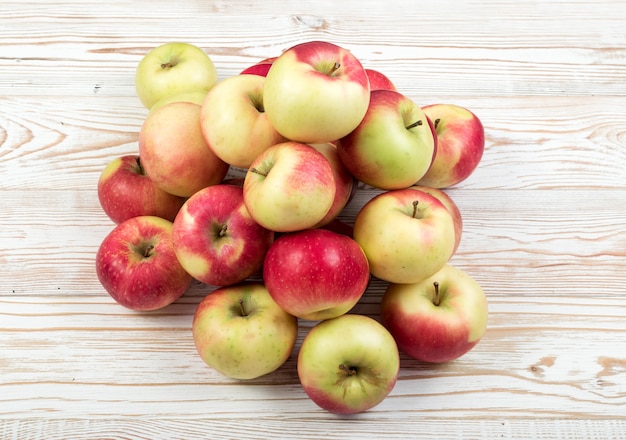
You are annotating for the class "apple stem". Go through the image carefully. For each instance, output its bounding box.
[433,281,440,306]
[434,118,441,128]
[339,364,357,376]
[135,156,145,176]
[238,298,248,317]
[160,62,176,70]
[249,167,267,177]
[406,119,423,130]
[330,62,341,75]
[412,200,419,219]
[143,244,154,258]
[219,224,228,237]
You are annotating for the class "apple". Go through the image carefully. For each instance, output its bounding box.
[239,56,277,76]
[138,101,230,198]
[263,228,369,321]
[95,215,192,311]
[200,74,286,168]
[380,263,488,363]
[409,185,463,255]
[171,184,274,287]
[310,142,355,228]
[192,283,298,380]
[417,103,485,188]
[149,89,208,113]
[135,42,218,110]
[336,89,437,190]
[97,155,186,224]
[297,314,400,414]
[365,68,397,91]
[353,187,456,284]
[243,141,336,232]
[263,40,370,143]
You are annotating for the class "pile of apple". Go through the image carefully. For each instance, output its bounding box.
[95,40,488,415]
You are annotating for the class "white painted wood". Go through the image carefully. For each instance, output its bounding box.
[1,0,625,438]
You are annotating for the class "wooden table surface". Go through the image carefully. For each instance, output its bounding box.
[1,1,625,438]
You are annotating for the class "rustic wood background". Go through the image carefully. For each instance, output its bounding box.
[1,1,625,438]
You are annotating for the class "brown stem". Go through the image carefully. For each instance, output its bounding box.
[406,119,424,130]
[238,298,247,316]
[330,62,341,75]
[433,282,440,306]
[412,200,419,219]
[219,224,228,237]
[339,364,357,376]
[143,244,155,258]
[135,156,145,175]
[160,62,175,69]
[434,118,441,129]
[249,167,267,177]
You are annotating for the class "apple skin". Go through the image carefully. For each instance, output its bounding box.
[239,56,277,76]
[200,74,286,168]
[149,89,208,113]
[97,155,186,224]
[417,103,485,188]
[263,228,370,321]
[336,89,436,190]
[353,187,456,284]
[95,215,193,311]
[192,283,298,380]
[297,314,400,414]
[135,42,218,110]
[243,141,336,232]
[365,68,397,91]
[171,184,274,287]
[138,101,230,198]
[263,41,371,143]
[409,185,463,255]
[380,264,488,363]
[310,142,355,228]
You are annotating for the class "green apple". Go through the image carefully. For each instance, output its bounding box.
[297,314,400,414]
[381,264,488,363]
[353,187,456,284]
[149,89,208,114]
[135,42,218,110]
[200,74,286,168]
[263,41,370,143]
[337,89,437,190]
[192,283,298,380]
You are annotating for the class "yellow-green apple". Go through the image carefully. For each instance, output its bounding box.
[243,142,336,232]
[97,155,186,224]
[336,89,437,190]
[239,56,277,76]
[410,185,463,255]
[263,228,369,321]
[310,142,355,228]
[138,101,229,198]
[171,184,274,287]
[135,42,218,110]
[353,187,456,284]
[200,74,286,168]
[149,89,208,113]
[95,216,192,311]
[365,68,397,91]
[380,264,488,363]
[297,314,400,414]
[192,283,298,380]
[263,40,370,143]
[416,103,485,188]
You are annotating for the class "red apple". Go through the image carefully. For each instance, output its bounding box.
[138,101,230,198]
[172,184,274,287]
[417,103,485,188]
[353,187,456,284]
[337,89,436,190]
[380,264,488,363]
[264,41,370,143]
[97,155,186,224]
[95,215,192,311]
[263,228,370,321]
[365,68,397,91]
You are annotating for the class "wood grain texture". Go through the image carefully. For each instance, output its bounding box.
[1,0,625,438]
